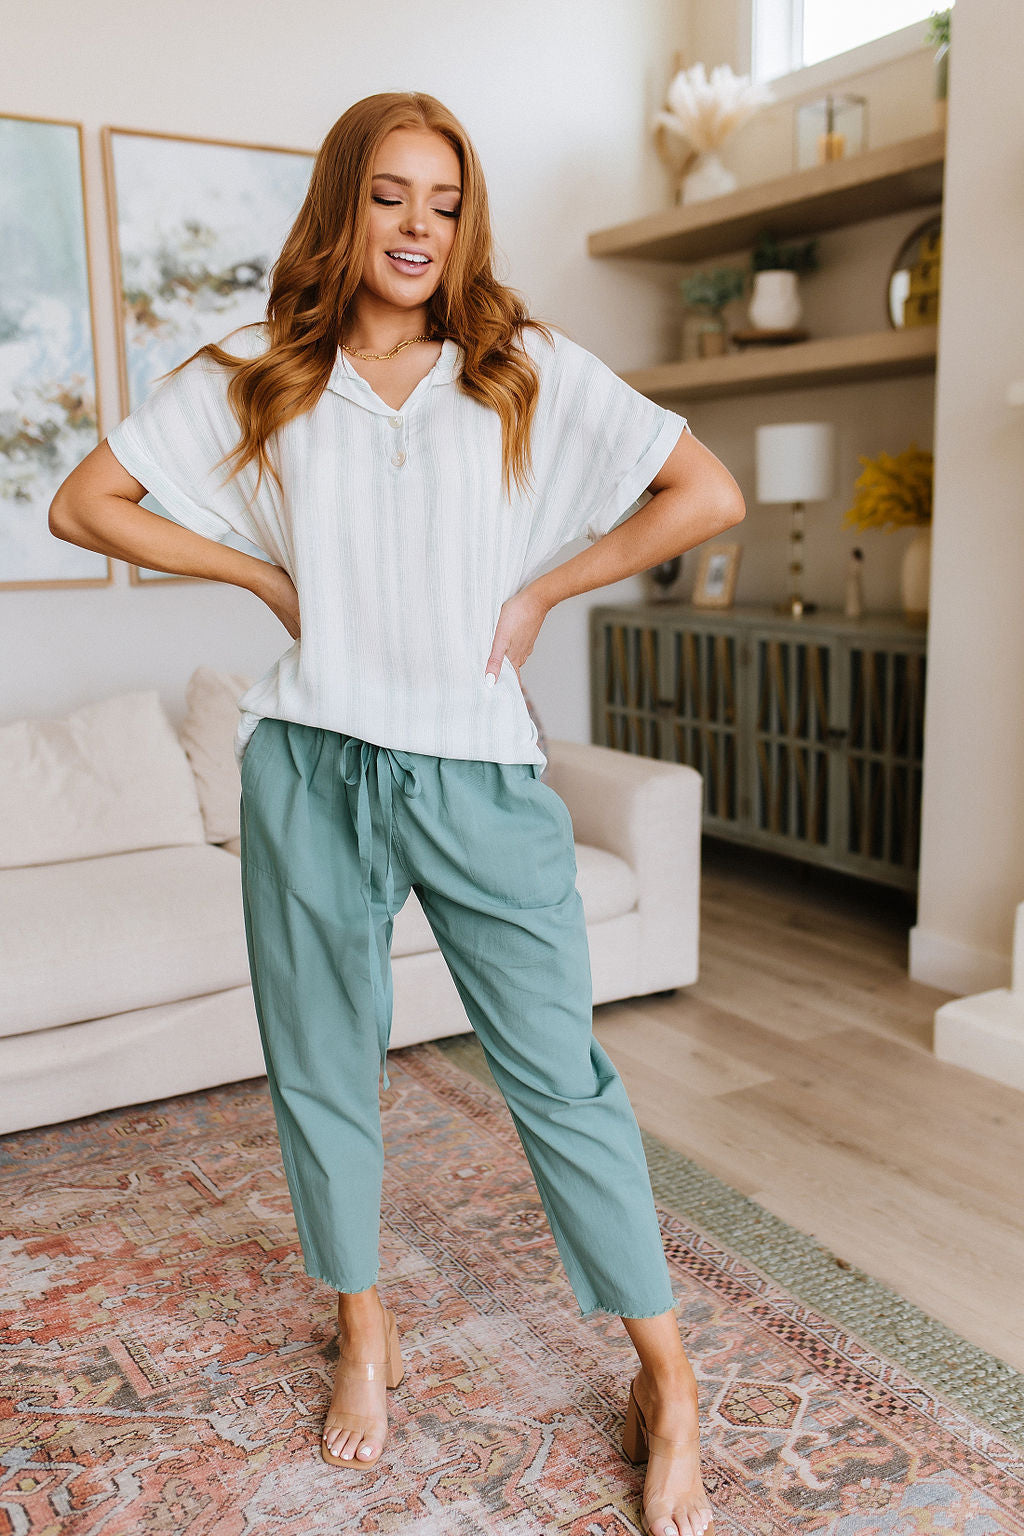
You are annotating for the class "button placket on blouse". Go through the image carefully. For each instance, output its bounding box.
[387,413,406,468]
[327,338,458,467]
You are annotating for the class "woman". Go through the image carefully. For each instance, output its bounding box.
[51,90,744,1536]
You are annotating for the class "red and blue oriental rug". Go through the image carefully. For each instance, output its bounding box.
[2,1036,1023,1534]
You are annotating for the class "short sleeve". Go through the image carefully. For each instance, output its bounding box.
[523,329,691,560]
[106,324,271,548]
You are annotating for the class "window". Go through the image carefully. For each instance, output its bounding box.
[750,0,947,86]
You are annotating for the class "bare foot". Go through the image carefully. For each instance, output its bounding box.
[321,1295,392,1463]
[632,1366,713,1536]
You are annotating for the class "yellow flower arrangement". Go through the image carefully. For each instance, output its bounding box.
[843,443,933,532]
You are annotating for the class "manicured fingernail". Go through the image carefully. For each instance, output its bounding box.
[485,673,495,687]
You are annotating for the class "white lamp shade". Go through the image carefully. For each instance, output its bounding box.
[756,422,836,503]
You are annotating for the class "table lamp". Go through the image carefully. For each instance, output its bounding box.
[755,421,836,617]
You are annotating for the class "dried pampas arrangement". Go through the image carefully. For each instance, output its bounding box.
[653,62,774,203]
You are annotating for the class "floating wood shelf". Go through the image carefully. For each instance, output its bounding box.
[589,130,946,263]
[622,325,937,401]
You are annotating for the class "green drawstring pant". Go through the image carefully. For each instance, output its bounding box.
[238,717,677,1321]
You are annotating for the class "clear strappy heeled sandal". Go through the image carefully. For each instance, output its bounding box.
[320,1295,404,1469]
[621,1371,713,1535]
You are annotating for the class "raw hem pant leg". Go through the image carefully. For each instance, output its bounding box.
[394,756,678,1322]
[238,719,411,1293]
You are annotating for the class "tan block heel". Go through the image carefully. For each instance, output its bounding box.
[320,1297,404,1469]
[622,1373,711,1535]
[621,1373,650,1464]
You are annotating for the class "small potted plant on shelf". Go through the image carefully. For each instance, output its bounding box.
[744,230,819,336]
[926,8,951,131]
[842,442,933,624]
[681,266,746,357]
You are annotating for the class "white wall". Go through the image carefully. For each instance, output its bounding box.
[1,0,685,745]
[910,0,1024,991]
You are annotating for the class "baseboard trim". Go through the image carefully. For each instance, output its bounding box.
[909,924,1011,995]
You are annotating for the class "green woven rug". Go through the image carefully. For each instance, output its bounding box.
[436,1030,1024,1448]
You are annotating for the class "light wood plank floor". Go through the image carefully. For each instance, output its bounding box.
[592,838,1024,1372]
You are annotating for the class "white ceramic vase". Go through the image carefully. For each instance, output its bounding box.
[681,150,738,205]
[900,526,932,623]
[748,269,802,330]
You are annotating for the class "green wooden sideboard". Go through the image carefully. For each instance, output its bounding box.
[590,603,927,890]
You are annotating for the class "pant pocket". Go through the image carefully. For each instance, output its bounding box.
[240,716,277,799]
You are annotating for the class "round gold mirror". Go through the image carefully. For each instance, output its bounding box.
[888,215,942,329]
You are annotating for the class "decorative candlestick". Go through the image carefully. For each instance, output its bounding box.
[845,547,864,618]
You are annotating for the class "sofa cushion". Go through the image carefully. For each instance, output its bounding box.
[0,690,206,869]
[179,666,252,844]
[570,842,639,924]
[0,844,251,1037]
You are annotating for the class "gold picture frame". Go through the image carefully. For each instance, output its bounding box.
[691,542,741,608]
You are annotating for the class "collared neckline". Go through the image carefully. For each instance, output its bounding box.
[326,337,462,413]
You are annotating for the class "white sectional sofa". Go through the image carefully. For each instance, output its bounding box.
[0,668,703,1135]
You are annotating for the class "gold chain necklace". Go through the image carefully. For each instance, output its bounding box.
[341,334,436,361]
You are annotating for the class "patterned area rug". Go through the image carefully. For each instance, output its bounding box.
[2,1038,1023,1535]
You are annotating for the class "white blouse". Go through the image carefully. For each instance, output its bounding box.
[106,321,690,772]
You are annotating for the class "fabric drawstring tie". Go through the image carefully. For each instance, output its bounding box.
[338,736,422,1091]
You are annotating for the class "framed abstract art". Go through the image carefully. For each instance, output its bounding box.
[102,126,314,583]
[0,112,110,590]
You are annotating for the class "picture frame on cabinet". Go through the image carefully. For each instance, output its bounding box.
[101,125,314,584]
[0,112,112,590]
[691,542,741,608]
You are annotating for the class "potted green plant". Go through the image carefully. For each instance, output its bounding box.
[681,266,746,356]
[748,231,819,331]
[926,9,951,130]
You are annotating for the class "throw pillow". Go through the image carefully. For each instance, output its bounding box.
[0,690,206,868]
[179,667,254,844]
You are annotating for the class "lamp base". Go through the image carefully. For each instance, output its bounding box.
[774,597,818,617]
